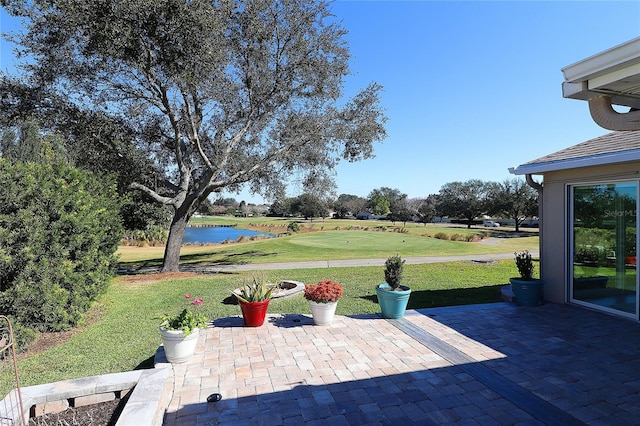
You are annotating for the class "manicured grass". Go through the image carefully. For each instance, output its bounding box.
[117,226,539,268]
[7,259,517,394]
[190,215,536,238]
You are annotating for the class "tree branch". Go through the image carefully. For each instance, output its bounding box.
[129,182,174,206]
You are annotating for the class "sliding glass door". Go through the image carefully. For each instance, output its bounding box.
[571,182,638,317]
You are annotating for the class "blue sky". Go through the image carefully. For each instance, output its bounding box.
[2,1,640,204]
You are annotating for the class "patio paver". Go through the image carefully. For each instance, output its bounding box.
[161,302,640,425]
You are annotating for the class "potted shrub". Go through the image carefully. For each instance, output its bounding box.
[376,255,411,319]
[303,280,343,326]
[233,275,275,327]
[510,250,544,306]
[158,294,208,363]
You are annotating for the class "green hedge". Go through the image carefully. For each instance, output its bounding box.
[0,160,123,335]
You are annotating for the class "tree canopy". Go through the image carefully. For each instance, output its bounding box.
[3,0,387,271]
[291,193,329,219]
[367,187,406,216]
[437,179,496,228]
[490,178,538,232]
[333,193,367,218]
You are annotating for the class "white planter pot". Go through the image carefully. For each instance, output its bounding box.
[308,300,338,326]
[159,327,200,363]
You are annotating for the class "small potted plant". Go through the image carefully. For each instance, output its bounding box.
[303,280,343,326]
[158,294,208,363]
[376,255,411,319]
[510,250,544,306]
[233,275,276,327]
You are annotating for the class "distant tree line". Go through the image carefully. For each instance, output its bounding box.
[267,179,538,232]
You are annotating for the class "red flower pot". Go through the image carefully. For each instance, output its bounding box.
[239,300,270,327]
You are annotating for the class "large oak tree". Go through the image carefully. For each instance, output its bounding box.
[490,178,538,232]
[437,179,496,228]
[3,0,387,271]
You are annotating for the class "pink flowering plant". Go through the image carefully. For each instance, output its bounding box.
[303,280,343,303]
[158,294,208,336]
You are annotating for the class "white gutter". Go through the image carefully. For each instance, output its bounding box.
[509,149,640,175]
[561,37,640,111]
[562,37,640,82]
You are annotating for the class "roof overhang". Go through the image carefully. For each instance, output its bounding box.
[562,37,640,110]
[509,149,640,175]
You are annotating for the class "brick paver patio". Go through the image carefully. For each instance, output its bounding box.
[161,302,640,425]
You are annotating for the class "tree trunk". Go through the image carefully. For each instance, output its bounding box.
[162,212,189,272]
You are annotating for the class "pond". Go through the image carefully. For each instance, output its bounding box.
[182,226,274,244]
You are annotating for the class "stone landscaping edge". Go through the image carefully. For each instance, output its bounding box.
[0,363,172,425]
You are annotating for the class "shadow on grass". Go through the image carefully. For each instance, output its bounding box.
[117,249,279,273]
[222,295,239,305]
[180,249,277,266]
[485,229,539,238]
[133,354,155,370]
[359,284,505,309]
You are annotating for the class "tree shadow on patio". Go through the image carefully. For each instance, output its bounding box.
[268,314,314,328]
[358,284,505,309]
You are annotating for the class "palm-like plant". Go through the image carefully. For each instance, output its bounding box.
[234,275,276,303]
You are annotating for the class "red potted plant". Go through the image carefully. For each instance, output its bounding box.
[233,276,276,327]
[303,280,343,326]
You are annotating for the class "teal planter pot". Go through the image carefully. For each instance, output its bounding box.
[376,284,411,319]
[509,278,544,307]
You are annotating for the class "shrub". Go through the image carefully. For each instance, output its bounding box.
[0,160,123,333]
[514,250,535,280]
[575,245,601,264]
[8,318,37,351]
[384,255,405,289]
[434,232,449,240]
[122,225,168,246]
[287,221,300,233]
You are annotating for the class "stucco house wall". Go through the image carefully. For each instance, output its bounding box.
[538,175,567,304]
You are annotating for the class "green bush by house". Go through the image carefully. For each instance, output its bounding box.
[0,159,123,341]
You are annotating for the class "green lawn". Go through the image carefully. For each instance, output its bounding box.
[4,223,539,395]
[5,258,519,394]
[190,215,536,238]
[118,222,539,268]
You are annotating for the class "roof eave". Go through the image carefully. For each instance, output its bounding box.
[562,37,640,82]
[509,150,640,175]
[561,37,640,109]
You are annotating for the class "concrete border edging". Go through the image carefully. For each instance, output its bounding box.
[0,368,172,425]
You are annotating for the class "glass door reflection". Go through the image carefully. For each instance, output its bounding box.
[572,182,637,316]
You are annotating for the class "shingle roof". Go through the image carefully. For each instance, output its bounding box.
[525,131,640,164]
[510,131,640,175]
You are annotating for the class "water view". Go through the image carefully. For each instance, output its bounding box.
[183,226,274,244]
